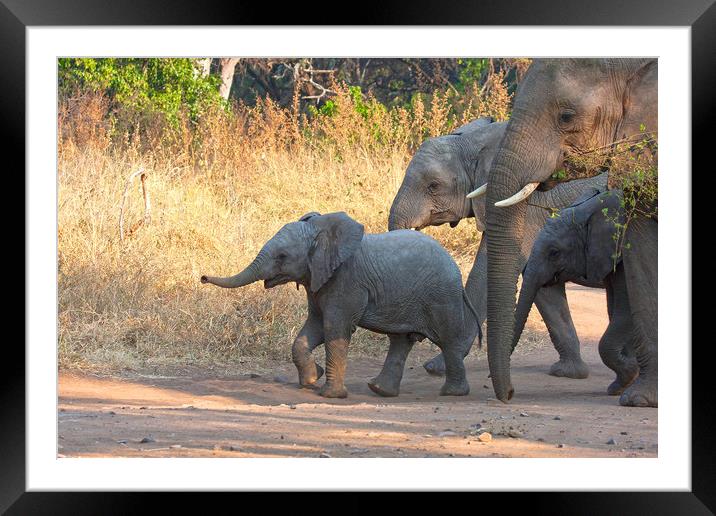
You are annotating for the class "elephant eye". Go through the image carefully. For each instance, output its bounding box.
[548,248,560,259]
[559,110,576,125]
[428,180,440,191]
[276,252,288,261]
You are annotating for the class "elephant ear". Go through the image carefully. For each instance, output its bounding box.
[307,212,365,293]
[618,59,658,135]
[584,196,623,282]
[450,116,494,135]
[299,211,321,222]
[570,185,606,209]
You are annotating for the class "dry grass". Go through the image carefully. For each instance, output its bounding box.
[58,77,546,374]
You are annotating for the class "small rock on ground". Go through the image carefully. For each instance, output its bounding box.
[478,432,492,443]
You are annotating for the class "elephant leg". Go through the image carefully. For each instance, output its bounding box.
[439,344,470,396]
[619,217,658,408]
[600,268,639,395]
[368,334,414,397]
[424,236,487,377]
[291,315,325,387]
[534,282,589,379]
[319,318,352,399]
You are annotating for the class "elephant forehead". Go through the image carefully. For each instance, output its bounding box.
[417,137,456,158]
[406,154,450,180]
[273,222,307,242]
[543,214,580,237]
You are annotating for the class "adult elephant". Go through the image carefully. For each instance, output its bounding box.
[388,116,607,379]
[471,58,657,407]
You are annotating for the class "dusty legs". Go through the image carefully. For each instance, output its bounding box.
[291,316,325,387]
[368,334,414,397]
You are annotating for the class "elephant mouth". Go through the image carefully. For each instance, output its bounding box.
[395,215,459,232]
[419,213,461,230]
[542,271,563,287]
[264,274,293,289]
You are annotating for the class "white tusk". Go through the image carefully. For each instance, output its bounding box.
[494,182,540,207]
[466,183,487,199]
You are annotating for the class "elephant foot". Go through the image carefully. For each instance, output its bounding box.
[619,378,657,407]
[607,379,627,396]
[298,363,324,387]
[423,354,446,377]
[319,383,348,399]
[549,358,589,379]
[440,379,470,396]
[607,368,639,396]
[367,375,400,397]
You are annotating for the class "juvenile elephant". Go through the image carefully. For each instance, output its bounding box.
[388,116,607,379]
[201,212,481,398]
[513,189,639,396]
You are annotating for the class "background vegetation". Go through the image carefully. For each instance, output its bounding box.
[58,57,542,373]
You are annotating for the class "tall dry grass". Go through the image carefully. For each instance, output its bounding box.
[58,78,517,373]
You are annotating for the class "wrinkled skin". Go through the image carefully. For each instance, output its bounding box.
[202,212,481,399]
[389,117,607,379]
[482,58,657,407]
[514,189,639,395]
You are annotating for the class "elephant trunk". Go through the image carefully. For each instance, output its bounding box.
[201,251,267,288]
[511,262,542,353]
[387,208,407,231]
[485,116,548,402]
[485,176,526,401]
[388,182,426,231]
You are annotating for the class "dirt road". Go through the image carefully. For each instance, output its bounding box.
[58,285,657,458]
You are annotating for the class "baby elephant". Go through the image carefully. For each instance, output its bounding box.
[513,190,638,396]
[201,212,481,398]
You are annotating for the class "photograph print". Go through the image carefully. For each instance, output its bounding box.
[57,57,658,459]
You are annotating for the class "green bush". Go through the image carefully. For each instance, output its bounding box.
[58,58,225,128]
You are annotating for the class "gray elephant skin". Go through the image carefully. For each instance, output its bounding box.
[513,189,639,397]
[474,58,657,407]
[201,211,481,399]
[388,116,607,379]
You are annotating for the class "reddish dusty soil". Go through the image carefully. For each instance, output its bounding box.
[58,285,657,458]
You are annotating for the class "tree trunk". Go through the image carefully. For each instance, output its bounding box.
[219,58,240,100]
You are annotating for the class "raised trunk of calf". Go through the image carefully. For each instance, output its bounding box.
[201,252,266,288]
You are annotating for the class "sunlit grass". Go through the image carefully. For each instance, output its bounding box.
[58,82,523,373]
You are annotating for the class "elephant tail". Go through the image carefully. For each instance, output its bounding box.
[463,290,483,349]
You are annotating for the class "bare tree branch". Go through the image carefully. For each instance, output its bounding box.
[119,167,150,242]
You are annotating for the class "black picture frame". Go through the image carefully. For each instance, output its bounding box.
[5,0,710,512]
